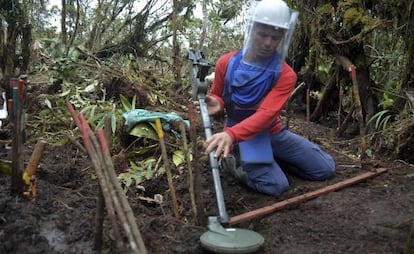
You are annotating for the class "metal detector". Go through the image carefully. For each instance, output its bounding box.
[188,51,264,254]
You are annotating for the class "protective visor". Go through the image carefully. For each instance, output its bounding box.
[242,9,299,73]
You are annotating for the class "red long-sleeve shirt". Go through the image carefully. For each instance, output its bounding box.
[209,50,297,143]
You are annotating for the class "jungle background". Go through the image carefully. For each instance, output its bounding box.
[0,0,414,253]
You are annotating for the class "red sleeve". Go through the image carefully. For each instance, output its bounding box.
[225,64,297,143]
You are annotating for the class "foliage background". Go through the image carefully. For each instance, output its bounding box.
[0,0,413,179]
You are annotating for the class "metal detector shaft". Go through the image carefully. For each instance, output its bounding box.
[198,95,229,225]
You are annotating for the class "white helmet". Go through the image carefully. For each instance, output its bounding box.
[250,0,291,30]
[242,0,298,72]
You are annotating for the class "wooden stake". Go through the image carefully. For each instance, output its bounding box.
[188,103,205,225]
[77,115,123,250]
[93,116,111,252]
[68,104,147,253]
[23,139,47,181]
[178,120,198,224]
[334,55,367,163]
[155,118,180,219]
[229,168,387,226]
[97,129,147,254]
[11,86,24,195]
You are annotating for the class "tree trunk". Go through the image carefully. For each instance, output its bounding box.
[0,1,19,93]
[310,71,338,122]
[21,24,32,74]
[171,0,181,86]
[66,0,80,56]
[397,1,414,109]
[198,0,208,51]
[61,0,67,45]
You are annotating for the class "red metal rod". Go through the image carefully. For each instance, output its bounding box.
[229,168,388,226]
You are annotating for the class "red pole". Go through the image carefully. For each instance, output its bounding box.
[229,168,387,226]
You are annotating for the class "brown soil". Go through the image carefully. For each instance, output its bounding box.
[1,85,414,254]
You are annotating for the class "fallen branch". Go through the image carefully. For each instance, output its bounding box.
[229,168,387,226]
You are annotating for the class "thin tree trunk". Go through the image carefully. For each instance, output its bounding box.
[61,0,67,45]
[171,0,181,85]
[1,1,19,93]
[198,0,208,51]
[310,73,337,122]
[21,24,32,74]
[66,0,80,56]
[399,1,414,109]
[335,54,367,161]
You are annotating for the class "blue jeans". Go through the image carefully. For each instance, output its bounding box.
[238,129,335,196]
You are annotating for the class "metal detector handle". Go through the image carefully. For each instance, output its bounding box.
[188,50,210,101]
[199,97,229,225]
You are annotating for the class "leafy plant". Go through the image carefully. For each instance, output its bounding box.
[118,158,165,194]
[172,150,187,167]
[367,109,393,131]
[378,92,394,109]
[367,92,396,131]
[120,94,136,112]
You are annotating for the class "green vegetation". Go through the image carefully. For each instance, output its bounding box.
[1,0,413,194]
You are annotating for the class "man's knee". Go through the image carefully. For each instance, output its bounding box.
[247,177,289,197]
[243,162,290,196]
[311,166,335,180]
[309,158,336,180]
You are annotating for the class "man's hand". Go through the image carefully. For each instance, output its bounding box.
[205,131,233,158]
[193,95,221,116]
[204,96,221,115]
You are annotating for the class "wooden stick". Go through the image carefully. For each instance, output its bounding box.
[178,121,198,224]
[349,65,367,161]
[67,103,114,251]
[66,133,87,154]
[67,102,81,128]
[97,129,147,254]
[229,168,387,226]
[93,116,111,252]
[11,86,24,195]
[77,115,123,250]
[334,55,366,161]
[22,138,47,195]
[93,188,105,252]
[155,118,180,219]
[336,104,356,137]
[88,127,129,252]
[69,106,147,253]
[306,87,310,123]
[188,103,204,225]
[24,139,47,178]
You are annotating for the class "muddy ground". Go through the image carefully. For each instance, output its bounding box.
[0,88,414,254]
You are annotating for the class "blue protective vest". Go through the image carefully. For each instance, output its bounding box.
[223,51,281,126]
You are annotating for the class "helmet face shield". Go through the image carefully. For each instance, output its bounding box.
[242,0,298,73]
